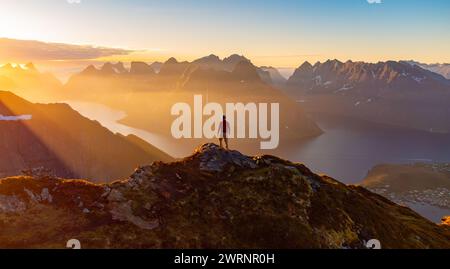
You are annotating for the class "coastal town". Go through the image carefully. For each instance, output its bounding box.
[368,163,450,210]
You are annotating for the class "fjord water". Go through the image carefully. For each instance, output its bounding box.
[279,113,450,184]
[66,101,450,184]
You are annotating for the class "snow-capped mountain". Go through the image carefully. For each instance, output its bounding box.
[287,59,450,93]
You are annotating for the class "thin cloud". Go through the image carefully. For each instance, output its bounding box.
[67,0,81,4]
[0,38,133,61]
[367,0,382,4]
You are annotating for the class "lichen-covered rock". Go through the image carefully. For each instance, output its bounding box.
[0,144,449,249]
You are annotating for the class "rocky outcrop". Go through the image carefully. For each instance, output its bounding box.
[194,144,258,172]
[0,143,448,249]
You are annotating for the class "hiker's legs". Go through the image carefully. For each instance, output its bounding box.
[224,137,229,150]
[219,138,223,148]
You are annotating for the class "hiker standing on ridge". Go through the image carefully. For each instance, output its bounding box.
[218,115,230,150]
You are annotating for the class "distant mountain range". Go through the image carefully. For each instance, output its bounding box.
[287,59,450,94]
[0,91,172,182]
[0,143,448,248]
[70,54,287,88]
[285,60,450,133]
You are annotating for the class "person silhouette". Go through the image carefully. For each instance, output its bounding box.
[218,115,230,150]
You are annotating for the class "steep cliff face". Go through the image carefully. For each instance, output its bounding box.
[0,144,448,249]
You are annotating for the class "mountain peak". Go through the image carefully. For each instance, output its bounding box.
[327,59,342,64]
[159,58,189,77]
[100,62,117,74]
[165,57,179,64]
[224,54,250,63]
[80,65,99,75]
[130,61,154,75]
[288,61,314,82]
[299,61,313,69]
[204,54,220,60]
[193,54,222,65]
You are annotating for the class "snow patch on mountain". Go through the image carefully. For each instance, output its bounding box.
[334,85,354,93]
[412,76,426,83]
[0,114,32,121]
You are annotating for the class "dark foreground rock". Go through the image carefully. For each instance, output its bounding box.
[0,144,449,249]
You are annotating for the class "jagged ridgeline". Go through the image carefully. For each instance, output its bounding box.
[0,144,448,249]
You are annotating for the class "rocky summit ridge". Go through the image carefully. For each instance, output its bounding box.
[0,144,449,249]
